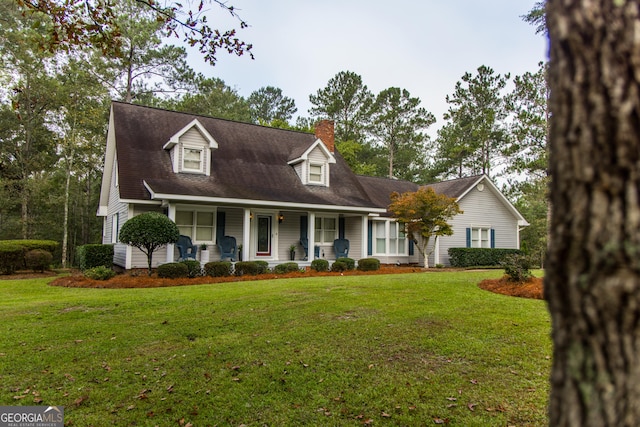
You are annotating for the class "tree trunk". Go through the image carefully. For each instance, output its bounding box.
[546,1,640,426]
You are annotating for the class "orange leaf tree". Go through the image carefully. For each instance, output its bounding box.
[389,187,462,268]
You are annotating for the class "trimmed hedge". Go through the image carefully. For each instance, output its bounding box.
[336,257,355,270]
[1,240,58,253]
[157,262,189,278]
[77,244,114,271]
[25,249,53,273]
[234,261,269,276]
[331,260,348,272]
[180,260,203,278]
[501,253,533,283]
[204,261,233,277]
[311,259,329,272]
[448,248,522,268]
[357,258,381,271]
[274,262,299,274]
[0,244,25,275]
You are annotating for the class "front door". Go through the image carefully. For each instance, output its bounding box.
[256,215,272,256]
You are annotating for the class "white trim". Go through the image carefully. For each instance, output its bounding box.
[163,118,218,150]
[181,145,206,174]
[142,180,386,214]
[456,175,529,226]
[287,139,336,165]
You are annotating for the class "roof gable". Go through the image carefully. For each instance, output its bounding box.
[287,139,336,165]
[163,118,217,150]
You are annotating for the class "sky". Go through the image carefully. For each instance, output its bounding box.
[184,1,548,132]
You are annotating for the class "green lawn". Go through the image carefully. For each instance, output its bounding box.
[0,270,551,426]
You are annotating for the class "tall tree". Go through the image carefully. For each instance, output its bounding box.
[12,0,253,65]
[369,87,435,180]
[546,1,640,425]
[308,71,374,143]
[436,65,510,179]
[248,86,297,125]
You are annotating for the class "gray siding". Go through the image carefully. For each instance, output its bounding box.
[104,159,129,268]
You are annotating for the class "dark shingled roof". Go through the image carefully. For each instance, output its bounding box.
[112,102,378,209]
[424,175,482,199]
[356,175,419,209]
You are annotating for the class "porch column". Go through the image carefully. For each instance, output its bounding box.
[434,235,440,266]
[166,204,176,263]
[308,212,316,259]
[361,215,368,260]
[242,208,251,261]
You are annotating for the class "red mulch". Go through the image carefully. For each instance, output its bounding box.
[478,276,544,300]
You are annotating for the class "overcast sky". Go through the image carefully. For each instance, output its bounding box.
[185,1,548,131]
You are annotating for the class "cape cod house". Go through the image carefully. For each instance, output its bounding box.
[98,102,528,269]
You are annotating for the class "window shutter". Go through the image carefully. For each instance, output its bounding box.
[491,229,495,248]
[367,220,373,256]
[300,215,308,239]
[216,211,226,243]
[409,238,414,256]
[339,217,345,239]
[466,228,471,248]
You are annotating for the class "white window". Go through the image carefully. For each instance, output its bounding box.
[375,222,386,253]
[176,210,214,242]
[182,146,204,172]
[374,220,407,255]
[309,163,324,184]
[471,227,491,248]
[389,222,406,255]
[314,216,336,244]
[111,213,119,243]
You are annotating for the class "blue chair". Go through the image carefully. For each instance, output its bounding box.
[177,235,197,260]
[217,236,237,261]
[300,238,309,260]
[333,238,349,258]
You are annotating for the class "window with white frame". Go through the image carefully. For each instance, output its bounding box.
[111,213,119,243]
[176,210,214,242]
[182,146,204,172]
[314,216,336,244]
[471,227,491,248]
[309,163,324,184]
[374,220,407,255]
[389,221,406,255]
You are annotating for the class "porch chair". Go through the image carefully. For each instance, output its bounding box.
[300,237,309,260]
[333,238,349,258]
[217,235,237,261]
[176,235,197,261]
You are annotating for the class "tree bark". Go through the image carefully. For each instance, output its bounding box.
[546,1,640,426]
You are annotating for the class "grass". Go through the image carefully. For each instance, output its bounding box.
[0,270,551,426]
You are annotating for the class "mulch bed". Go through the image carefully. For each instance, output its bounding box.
[3,267,544,300]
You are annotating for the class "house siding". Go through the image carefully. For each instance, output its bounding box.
[173,127,210,174]
[130,205,165,269]
[345,216,363,260]
[436,185,520,266]
[104,159,129,268]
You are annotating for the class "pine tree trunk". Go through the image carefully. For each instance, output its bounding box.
[546,1,640,426]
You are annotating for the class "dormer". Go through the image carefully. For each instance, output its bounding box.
[288,120,337,187]
[163,119,217,176]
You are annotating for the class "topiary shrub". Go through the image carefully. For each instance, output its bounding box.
[76,244,114,271]
[331,260,348,272]
[84,265,116,281]
[311,259,329,272]
[357,258,381,271]
[336,257,355,270]
[273,262,299,274]
[180,260,203,278]
[157,262,189,279]
[25,249,53,273]
[204,261,233,277]
[501,253,533,283]
[255,260,269,274]
[0,244,24,275]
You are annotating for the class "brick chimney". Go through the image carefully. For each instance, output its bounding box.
[314,120,335,153]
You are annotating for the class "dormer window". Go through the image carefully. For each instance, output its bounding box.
[183,146,204,172]
[288,139,336,187]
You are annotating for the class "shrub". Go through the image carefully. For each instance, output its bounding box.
[25,249,53,273]
[1,240,58,254]
[357,258,381,271]
[501,253,533,283]
[0,244,24,275]
[311,259,329,272]
[84,266,116,281]
[76,244,114,271]
[157,262,189,279]
[448,248,521,268]
[274,262,299,274]
[331,260,348,272]
[336,257,355,270]
[204,261,233,277]
[180,260,203,278]
[235,261,269,276]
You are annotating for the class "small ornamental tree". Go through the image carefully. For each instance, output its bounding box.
[118,212,180,275]
[389,187,463,268]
